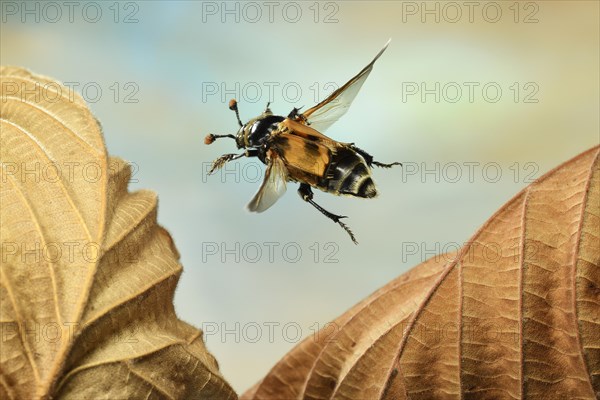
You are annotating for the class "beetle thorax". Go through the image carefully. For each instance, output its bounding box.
[239,114,285,148]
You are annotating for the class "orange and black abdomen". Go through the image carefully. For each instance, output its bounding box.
[322,147,377,198]
[272,119,377,198]
[273,133,331,184]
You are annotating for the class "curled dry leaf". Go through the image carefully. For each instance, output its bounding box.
[242,146,600,400]
[0,67,236,399]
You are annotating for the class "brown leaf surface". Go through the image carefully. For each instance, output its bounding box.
[242,146,600,399]
[0,67,236,399]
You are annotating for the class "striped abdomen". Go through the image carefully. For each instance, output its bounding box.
[324,148,377,198]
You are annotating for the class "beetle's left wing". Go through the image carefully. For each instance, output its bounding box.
[298,39,390,133]
[247,149,288,213]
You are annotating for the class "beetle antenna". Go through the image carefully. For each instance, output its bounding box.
[229,99,243,127]
[204,134,236,145]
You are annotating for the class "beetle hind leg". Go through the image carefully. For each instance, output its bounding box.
[350,144,402,168]
[287,106,304,119]
[298,183,358,245]
[372,160,402,168]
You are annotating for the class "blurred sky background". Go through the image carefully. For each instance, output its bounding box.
[2,0,599,393]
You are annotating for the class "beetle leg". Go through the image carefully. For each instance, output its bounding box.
[350,144,402,168]
[287,106,304,120]
[208,149,258,175]
[297,183,358,245]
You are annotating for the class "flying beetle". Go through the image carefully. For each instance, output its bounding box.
[205,39,401,244]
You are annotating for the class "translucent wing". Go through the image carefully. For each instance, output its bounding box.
[299,39,390,133]
[247,150,288,213]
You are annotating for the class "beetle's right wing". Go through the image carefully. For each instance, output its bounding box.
[298,39,391,133]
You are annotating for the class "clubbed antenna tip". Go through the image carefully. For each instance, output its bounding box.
[204,134,216,145]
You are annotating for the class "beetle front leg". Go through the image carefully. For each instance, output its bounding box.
[208,149,258,175]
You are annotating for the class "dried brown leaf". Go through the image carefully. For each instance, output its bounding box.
[0,67,236,399]
[242,146,600,399]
